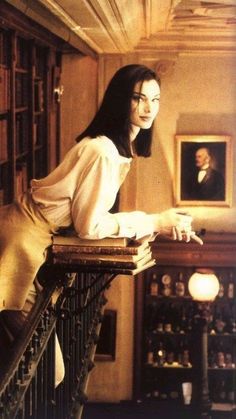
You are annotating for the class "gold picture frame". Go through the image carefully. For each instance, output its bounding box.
[175,135,232,207]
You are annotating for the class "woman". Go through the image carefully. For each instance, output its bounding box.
[0,64,200,362]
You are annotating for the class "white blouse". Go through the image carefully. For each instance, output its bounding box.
[31,136,154,240]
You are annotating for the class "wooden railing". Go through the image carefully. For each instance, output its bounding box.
[0,264,115,419]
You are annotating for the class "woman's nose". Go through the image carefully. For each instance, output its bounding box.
[144,100,151,113]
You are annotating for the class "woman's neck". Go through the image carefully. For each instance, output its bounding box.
[129,125,140,157]
[130,124,140,142]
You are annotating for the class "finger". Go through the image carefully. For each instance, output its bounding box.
[190,232,204,245]
[183,231,191,243]
[172,226,177,241]
[175,226,183,241]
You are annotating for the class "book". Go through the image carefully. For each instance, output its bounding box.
[126,259,156,275]
[0,189,4,206]
[34,80,44,112]
[16,163,28,197]
[51,245,151,263]
[51,250,153,270]
[48,258,156,276]
[52,239,150,256]
[0,119,8,161]
[53,234,131,248]
[0,67,9,112]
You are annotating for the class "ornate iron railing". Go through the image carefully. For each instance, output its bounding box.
[0,265,114,419]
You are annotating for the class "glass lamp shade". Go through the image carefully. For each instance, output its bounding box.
[188,271,220,302]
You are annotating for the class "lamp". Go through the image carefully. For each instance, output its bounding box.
[188,269,220,419]
[188,269,220,302]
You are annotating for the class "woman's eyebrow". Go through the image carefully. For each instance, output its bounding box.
[133,91,160,98]
[133,91,147,97]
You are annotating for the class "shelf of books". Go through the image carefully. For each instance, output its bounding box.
[31,44,48,184]
[0,27,10,205]
[14,35,30,199]
[0,12,61,206]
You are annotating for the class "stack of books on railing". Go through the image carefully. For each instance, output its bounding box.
[50,234,156,275]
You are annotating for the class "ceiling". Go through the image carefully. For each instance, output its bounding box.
[7,0,236,55]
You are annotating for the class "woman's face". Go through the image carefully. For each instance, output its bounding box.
[130,79,160,134]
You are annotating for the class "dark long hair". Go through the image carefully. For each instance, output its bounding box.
[76,64,160,157]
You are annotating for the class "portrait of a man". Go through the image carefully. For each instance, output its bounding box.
[176,136,231,205]
[183,146,225,200]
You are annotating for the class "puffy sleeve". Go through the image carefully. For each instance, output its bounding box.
[71,146,155,240]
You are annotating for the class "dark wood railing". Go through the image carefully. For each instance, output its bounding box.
[0,263,115,419]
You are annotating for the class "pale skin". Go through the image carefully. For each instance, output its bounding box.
[195,147,210,169]
[114,79,203,245]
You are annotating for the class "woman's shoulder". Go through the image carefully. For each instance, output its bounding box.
[66,136,131,165]
[76,135,120,160]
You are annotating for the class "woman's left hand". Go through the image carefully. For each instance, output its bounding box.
[171,214,203,244]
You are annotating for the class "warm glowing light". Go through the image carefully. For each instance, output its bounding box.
[188,270,220,302]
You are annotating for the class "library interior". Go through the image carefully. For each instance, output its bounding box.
[0,1,236,419]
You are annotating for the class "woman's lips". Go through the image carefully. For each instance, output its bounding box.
[140,116,152,122]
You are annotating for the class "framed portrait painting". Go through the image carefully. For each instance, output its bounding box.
[175,135,232,207]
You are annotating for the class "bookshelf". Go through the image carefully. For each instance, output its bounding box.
[0,28,10,204]
[0,10,61,205]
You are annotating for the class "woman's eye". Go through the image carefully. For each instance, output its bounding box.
[132,95,142,102]
[133,95,145,102]
[153,97,160,102]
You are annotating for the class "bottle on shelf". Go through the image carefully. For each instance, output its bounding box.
[213,305,226,334]
[217,275,224,298]
[216,350,226,368]
[229,317,236,334]
[161,274,172,297]
[214,339,226,368]
[214,317,226,334]
[149,272,159,296]
[156,321,164,333]
[155,340,166,367]
[165,350,175,366]
[163,323,173,333]
[177,336,192,367]
[175,271,185,297]
[179,307,188,334]
[225,351,234,368]
[225,303,236,334]
[208,345,217,368]
[182,349,191,368]
[164,339,177,366]
[227,271,234,299]
[146,338,154,365]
